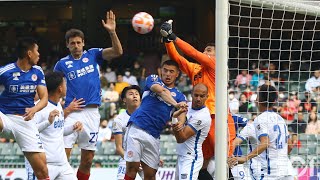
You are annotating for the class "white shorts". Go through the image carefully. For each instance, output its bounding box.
[175,155,203,180]
[124,124,160,170]
[117,158,144,180]
[231,164,251,180]
[25,158,76,180]
[0,112,44,152]
[64,108,100,151]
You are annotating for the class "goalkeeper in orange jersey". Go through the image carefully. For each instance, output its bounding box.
[160,20,236,179]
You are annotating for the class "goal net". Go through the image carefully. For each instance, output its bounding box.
[228,0,320,179]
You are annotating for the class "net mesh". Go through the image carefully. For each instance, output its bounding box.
[228,0,320,179]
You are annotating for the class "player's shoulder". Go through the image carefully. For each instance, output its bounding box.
[147,74,160,80]
[0,63,16,75]
[114,111,130,123]
[32,65,45,74]
[87,48,103,53]
[59,55,71,61]
[191,106,211,123]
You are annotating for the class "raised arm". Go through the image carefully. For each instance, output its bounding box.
[101,10,123,60]
[174,38,215,69]
[165,42,195,76]
[150,83,179,108]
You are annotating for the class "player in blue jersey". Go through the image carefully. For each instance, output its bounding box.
[228,85,294,180]
[0,37,49,180]
[53,10,123,180]
[124,60,188,180]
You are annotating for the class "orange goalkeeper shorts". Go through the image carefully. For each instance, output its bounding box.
[202,113,236,159]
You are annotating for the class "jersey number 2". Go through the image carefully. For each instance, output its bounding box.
[89,132,99,143]
[273,124,287,149]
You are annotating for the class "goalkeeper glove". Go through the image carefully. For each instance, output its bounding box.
[160,19,177,42]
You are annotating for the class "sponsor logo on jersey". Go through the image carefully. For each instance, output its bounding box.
[9,85,18,93]
[76,65,95,78]
[82,58,89,63]
[181,174,188,179]
[67,71,77,80]
[12,72,20,80]
[197,120,202,125]
[31,74,37,81]
[20,85,37,93]
[65,61,73,68]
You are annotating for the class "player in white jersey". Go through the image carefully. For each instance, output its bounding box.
[112,85,144,179]
[25,71,84,180]
[0,37,49,180]
[53,10,123,180]
[228,84,294,180]
[171,83,211,180]
[231,120,260,179]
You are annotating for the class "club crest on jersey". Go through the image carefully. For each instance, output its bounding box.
[127,151,133,158]
[171,92,176,97]
[65,61,73,68]
[112,122,117,130]
[31,74,37,81]
[82,58,89,63]
[12,72,20,80]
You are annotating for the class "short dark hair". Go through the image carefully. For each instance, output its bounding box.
[120,85,142,100]
[16,37,37,59]
[258,84,278,107]
[206,43,215,47]
[65,28,84,43]
[161,59,179,70]
[45,71,65,94]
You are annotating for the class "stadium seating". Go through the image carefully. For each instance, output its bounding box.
[2,133,320,169]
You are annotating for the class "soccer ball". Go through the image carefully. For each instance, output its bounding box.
[132,12,154,34]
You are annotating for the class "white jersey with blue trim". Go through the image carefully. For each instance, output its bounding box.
[128,74,186,139]
[112,110,131,147]
[177,102,211,157]
[0,62,46,114]
[254,111,291,177]
[33,101,68,165]
[238,122,260,178]
[54,48,104,107]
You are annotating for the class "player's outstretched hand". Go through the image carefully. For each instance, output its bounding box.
[174,102,188,110]
[23,107,38,121]
[102,10,116,33]
[172,106,188,119]
[67,98,85,112]
[160,20,177,42]
[73,121,83,132]
[48,110,60,124]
